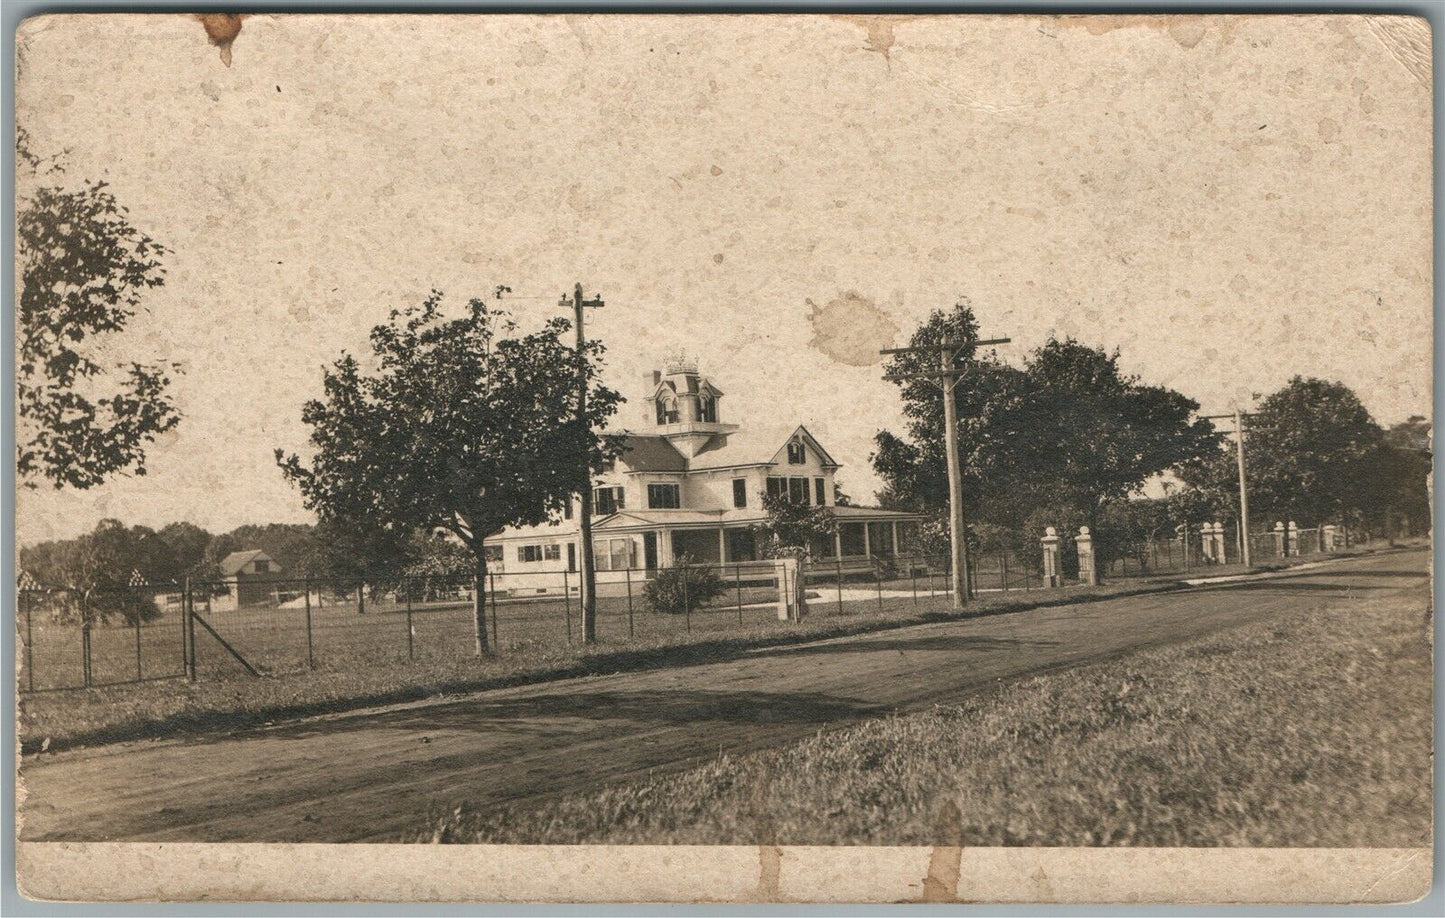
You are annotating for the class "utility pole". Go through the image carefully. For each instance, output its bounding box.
[1202,409,1254,568]
[882,333,1010,611]
[1234,407,1251,567]
[562,282,605,643]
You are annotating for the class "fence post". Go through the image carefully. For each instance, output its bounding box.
[910,559,918,609]
[489,572,499,650]
[625,566,635,639]
[875,562,884,614]
[1000,552,1008,593]
[405,580,415,661]
[564,569,572,644]
[735,562,744,625]
[835,559,844,615]
[304,576,315,670]
[184,578,196,681]
[81,599,92,689]
[134,597,143,681]
[682,561,691,633]
[23,590,35,693]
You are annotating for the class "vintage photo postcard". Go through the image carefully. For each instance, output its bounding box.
[12,12,1434,904]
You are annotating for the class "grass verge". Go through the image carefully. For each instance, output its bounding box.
[422,563,1432,847]
[17,547,1397,756]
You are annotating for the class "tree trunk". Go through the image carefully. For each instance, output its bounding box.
[473,554,490,656]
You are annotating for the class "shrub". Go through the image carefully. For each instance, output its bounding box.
[643,557,727,615]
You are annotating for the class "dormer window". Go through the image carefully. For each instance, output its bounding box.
[787,440,806,464]
[699,395,717,423]
[655,396,679,425]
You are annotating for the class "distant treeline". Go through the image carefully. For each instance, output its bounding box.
[19,520,471,591]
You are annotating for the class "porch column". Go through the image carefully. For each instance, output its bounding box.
[660,529,673,566]
[863,522,872,558]
[718,526,727,563]
[833,530,843,560]
[891,521,900,557]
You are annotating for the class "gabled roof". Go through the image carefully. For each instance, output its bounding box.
[689,424,839,471]
[615,434,689,472]
[219,550,275,576]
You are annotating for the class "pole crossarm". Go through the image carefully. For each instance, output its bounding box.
[879,337,1011,355]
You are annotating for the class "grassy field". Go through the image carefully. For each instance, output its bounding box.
[422,569,1433,847]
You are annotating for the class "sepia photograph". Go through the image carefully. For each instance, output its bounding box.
[10,10,1436,904]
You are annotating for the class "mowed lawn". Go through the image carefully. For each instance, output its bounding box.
[425,575,1433,847]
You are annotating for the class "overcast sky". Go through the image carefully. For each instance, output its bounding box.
[16,14,1433,544]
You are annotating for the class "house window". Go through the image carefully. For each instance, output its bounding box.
[787,440,806,464]
[483,545,503,562]
[593,538,635,571]
[766,476,785,500]
[788,477,808,504]
[656,397,679,425]
[648,483,681,509]
[518,544,560,563]
[814,477,825,505]
[732,478,747,508]
[594,485,624,515]
[564,499,574,520]
[252,559,270,573]
[699,395,717,423]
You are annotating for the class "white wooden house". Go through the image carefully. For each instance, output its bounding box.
[484,357,923,596]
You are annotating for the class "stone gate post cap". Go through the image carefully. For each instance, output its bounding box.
[1044,526,1057,537]
[1079,526,1090,536]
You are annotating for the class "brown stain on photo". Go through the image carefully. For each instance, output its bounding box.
[807,292,900,367]
[750,766,783,900]
[196,13,246,68]
[829,14,926,62]
[918,800,965,902]
[1048,14,1226,49]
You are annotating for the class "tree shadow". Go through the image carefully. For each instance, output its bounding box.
[263,687,883,741]
[749,633,1061,659]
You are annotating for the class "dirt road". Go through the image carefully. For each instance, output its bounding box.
[19,548,1429,842]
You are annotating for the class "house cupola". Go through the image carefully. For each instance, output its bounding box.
[641,356,738,457]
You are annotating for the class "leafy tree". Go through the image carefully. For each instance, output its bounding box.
[277,292,623,654]
[874,300,1022,518]
[19,519,177,623]
[755,492,836,559]
[1243,377,1384,527]
[876,313,1217,580]
[398,531,475,601]
[1370,417,1430,540]
[16,128,181,489]
[998,340,1218,533]
[157,522,214,579]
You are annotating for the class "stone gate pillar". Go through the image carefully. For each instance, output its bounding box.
[1076,526,1097,586]
[1273,521,1287,557]
[1041,527,1062,588]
